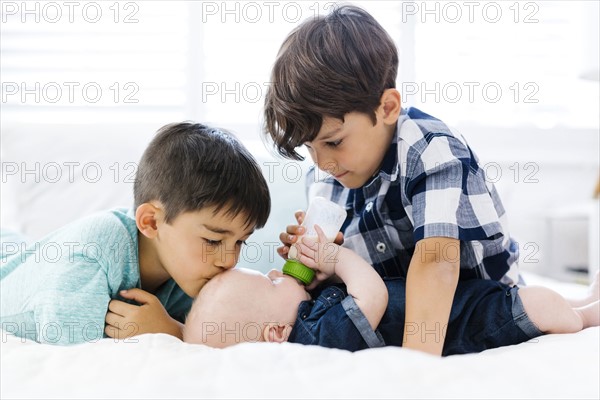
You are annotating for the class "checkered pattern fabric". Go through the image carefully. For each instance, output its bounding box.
[307,107,521,285]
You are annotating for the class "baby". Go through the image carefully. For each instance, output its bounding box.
[184,226,599,355]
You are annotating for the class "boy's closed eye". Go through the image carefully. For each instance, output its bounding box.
[203,238,248,246]
[200,223,253,248]
[305,138,344,149]
[324,139,343,148]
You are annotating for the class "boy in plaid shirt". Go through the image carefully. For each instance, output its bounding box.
[264,5,523,356]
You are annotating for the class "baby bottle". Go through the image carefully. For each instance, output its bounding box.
[282,196,347,285]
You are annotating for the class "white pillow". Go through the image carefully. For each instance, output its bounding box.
[1,123,158,239]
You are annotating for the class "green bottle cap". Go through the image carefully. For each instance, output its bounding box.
[282,259,315,285]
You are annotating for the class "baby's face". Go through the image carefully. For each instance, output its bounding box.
[229,268,311,317]
[184,267,311,347]
[262,268,312,306]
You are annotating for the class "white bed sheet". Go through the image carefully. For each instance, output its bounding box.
[2,273,598,400]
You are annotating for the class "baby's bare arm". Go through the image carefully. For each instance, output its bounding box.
[334,247,388,330]
[295,226,387,330]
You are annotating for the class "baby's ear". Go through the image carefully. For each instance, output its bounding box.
[263,323,292,343]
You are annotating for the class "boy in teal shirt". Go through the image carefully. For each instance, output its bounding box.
[265,6,525,355]
[1,122,270,345]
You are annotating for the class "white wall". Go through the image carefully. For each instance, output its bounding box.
[459,124,599,281]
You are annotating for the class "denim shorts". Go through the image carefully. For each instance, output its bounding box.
[378,278,544,356]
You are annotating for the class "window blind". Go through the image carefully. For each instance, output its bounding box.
[1,1,597,134]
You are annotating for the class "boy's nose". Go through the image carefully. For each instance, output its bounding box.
[215,248,239,270]
[319,161,340,176]
[312,150,339,176]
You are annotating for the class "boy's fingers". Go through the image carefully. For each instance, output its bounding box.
[294,210,305,224]
[107,299,130,316]
[104,325,118,338]
[104,325,127,340]
[105,311,123,327]
[279,231,295,245]
[277,246,289,260]
[284,225,305,237]
[119,288,156,305]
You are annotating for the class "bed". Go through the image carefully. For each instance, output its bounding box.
[2,276,598,400]
[1,124,598,399]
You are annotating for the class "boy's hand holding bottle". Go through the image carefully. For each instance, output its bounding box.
[281,197,347,289]
[278,211,345,260]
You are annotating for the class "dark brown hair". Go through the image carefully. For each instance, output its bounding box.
[134,122,270,229]
[264,5,398,160]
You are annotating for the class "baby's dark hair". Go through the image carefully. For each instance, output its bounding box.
[264,5,398,160]
[134,122,270,228]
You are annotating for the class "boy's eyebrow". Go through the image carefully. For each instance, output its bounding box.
[317,127,342,141]
[202,224,254,236]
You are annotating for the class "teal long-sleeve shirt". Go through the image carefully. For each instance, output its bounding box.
[0,208,192,345]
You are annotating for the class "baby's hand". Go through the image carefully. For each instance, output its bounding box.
[277,210,344,260]
[293,224,341,288]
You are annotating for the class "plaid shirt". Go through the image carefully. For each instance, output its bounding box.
[307,107,521,285]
